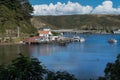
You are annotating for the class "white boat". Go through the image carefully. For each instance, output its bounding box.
[113,29,120,34]
[72,36,85,42]
[108,39,117,43]
[79,37,85,42]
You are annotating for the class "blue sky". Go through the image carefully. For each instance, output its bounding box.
[29,0,120,15]
[29,0,120,8]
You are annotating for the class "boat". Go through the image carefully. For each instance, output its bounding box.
[72,36,85,42]
[108,39,117,43]
[113,29,120,34]
[79,37,85,42]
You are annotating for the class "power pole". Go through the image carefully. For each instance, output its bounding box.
[17,27,20,38]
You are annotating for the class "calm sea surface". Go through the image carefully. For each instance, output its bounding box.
[0,34,120,80]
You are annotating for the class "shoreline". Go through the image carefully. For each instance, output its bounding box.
[0,42,22,46]
[0,33,119,46]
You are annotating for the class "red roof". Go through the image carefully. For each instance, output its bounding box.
[23,36,44,43]
[38,31,50,34]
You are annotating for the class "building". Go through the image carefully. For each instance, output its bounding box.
[38,31,52,37]
[38,28,52,41]
[23,36,45,44]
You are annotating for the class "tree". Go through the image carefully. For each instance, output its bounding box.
[0,54,77,80]
[0,0,36,34]
[0,54,47,80]
[98,54,120,80]
[46,71,77,80]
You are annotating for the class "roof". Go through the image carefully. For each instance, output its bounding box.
[38,31,50,34]
[23,36,44,42]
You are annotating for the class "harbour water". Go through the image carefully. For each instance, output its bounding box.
[0,34,120,79]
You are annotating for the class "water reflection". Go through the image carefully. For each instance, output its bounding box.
[0,44,29,64]
[29,44,68,57]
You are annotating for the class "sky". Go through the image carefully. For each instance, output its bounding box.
[29,0,120,15]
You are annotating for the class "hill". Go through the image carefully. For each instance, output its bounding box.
[31,15,120,33]
[0,0,36,37]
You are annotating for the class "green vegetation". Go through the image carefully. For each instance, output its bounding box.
[51,31,61,36]
[0,0,36,37]
[98,54,120,80]
[32,15,120,33]
[0,54,77,80]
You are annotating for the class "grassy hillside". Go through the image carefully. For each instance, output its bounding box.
[32,15,120,32]
[0,0,36,37]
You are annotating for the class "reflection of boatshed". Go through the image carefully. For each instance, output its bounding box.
[59,41,67,46]
[113,29,120,34]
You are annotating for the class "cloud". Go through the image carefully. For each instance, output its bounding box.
[32,1,120,15]
[33,1,93,15]
[92,0,120,14]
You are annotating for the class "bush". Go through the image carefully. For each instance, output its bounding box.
[0,53,77,80]
[98,54,120,80]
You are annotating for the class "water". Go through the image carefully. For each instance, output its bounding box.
[0,34,120,79]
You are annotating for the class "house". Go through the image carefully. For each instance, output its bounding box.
[38,28,52,41]
[38,27,64,41]
[38,31,52,37]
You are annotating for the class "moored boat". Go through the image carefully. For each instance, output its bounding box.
[72,36,85,42]
[108,39,117,43]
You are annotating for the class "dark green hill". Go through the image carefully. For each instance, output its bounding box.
[32,15,120,32]
[0,0,36,37]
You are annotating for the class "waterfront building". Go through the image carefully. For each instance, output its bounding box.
[38,31,52,41]
[23,36,45,44]
[38,27,52,41]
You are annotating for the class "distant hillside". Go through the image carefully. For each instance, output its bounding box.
[31,15,120,32]
[0,0,36,37]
